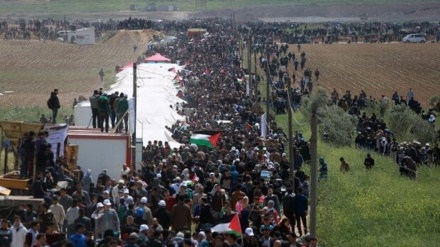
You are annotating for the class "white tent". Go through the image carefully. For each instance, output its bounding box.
[74,63,185,148]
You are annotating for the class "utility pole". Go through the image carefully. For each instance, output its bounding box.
[288,77,294,184]
[132,62,137,171]
[265,53,270,125]
[310,109,318,237]
[254,44,258,95]
[247,34,252,95]
[239,37,243,65]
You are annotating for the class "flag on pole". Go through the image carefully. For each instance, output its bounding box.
[245,122,252,132]
[228,213,242,236]
[261,112,267,138]
[192,173,199,183]
[190,131,221,149]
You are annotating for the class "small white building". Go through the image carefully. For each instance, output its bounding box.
[67,27,95,45]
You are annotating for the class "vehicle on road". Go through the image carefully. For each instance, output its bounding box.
[401,33,427,43]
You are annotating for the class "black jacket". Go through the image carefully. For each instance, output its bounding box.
[153,206,171,230]
[47,92,60,109]
[32,178,47,198]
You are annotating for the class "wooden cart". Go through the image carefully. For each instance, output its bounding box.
[0,171,32,190]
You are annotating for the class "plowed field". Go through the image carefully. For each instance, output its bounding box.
[289,43,440,106]
[0,30,157,107]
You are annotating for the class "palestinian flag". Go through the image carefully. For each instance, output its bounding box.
[190,131,221,149]
[245,122,253,132]
[228,213,242,236]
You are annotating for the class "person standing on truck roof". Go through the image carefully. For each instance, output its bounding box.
[89,90,101,129]
[47,89,60,124]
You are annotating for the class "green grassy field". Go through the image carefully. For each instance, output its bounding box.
[0,0,435,15]
[245,37,440,245]
[276,112,440,246]
[0,105,72,123]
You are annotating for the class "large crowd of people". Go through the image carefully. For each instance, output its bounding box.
[2,17,440,42]
[1,17,439,247]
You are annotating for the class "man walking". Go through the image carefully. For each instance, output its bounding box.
[89,90,100,128]
[99,69,105,82]
[47,89,60,124]
[314,68,320,81]
[170,195,192,232]
[0,219,12,247]
[69,223,87,247]
[49,196,65,231]
[293,187,308,236]
[11,216,28,247]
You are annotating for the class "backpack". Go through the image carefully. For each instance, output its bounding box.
[47,97,53,109]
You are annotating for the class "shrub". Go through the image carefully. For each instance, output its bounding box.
[318,105,357,147]
[388,105,417,139]
[301,89,356,146]
[429,95,440,112]
[410,116,436,145]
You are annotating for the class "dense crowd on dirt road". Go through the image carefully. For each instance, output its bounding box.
[2,18,319,247]
[1,17,439,247]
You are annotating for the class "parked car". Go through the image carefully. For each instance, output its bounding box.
[402,33,427,43]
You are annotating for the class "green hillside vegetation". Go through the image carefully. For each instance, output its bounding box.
[275,98,440,246]
[0,0,434,15]
[0,105,72,123]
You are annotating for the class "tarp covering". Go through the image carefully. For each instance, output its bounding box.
[145,53,171,63]
[74,63,185,148]
[112,63,185,148]
[118,62,134,72]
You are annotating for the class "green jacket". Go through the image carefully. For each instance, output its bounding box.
[98,95,110,114]
[117,97,129,115]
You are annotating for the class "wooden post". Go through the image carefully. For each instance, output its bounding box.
[288,77,294,185]
[3,147,8,174]
[265,53,271,123]
[247,35,252,95]
[56,143,61,160]
[254,48,258,94]
[310,110,318,237]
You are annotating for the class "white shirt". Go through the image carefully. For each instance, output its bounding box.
[11,223,28,247]
[262,237,272,247]
[66,206,80,225]
[121,167,131,176]
[49,203,65,228]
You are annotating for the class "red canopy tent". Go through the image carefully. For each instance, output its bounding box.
[117,62,134,72]
[144,53,171,63]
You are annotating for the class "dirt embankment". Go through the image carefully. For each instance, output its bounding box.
[100,29,164,45]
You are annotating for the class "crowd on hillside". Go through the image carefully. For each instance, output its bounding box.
[1,17,440,247]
